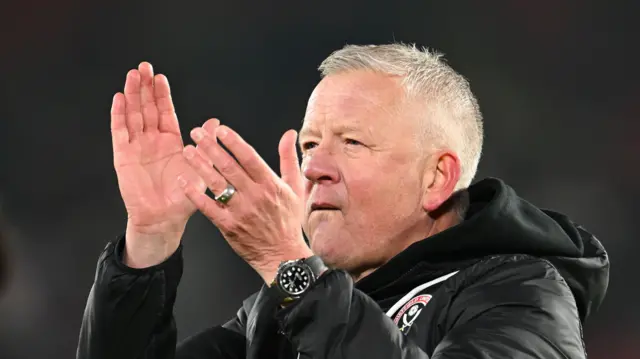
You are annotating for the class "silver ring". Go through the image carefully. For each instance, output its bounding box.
[214,183,236,205]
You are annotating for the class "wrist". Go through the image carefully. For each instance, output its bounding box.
[270,255,329,307]
[124,222,185,268]
[259,246,314,285]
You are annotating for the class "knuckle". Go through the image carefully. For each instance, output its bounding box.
[219,217,237,232]
[206,175,220,190]
[208,176,224,193]
[241,145,258,163]
[244,153,259,167]
[217,158,236,175]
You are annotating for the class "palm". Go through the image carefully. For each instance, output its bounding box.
[115,132,203,227]
[111,63,205,230]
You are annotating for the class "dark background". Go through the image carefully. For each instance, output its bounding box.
[0,1,638,358]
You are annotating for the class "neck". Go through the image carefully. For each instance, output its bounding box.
[351,209,463,282]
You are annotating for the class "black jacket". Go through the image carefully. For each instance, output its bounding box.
[77,178,609,359]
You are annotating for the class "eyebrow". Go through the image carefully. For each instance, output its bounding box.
[299,124,365,138]
[298,127,316,138]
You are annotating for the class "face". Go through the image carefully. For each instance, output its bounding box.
[299,71,434,275]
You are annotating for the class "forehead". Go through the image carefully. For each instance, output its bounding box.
[301,71,408,131]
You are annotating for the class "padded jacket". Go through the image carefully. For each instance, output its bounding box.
[77,178,609,359]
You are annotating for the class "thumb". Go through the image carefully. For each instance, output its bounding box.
[278,129,303,197]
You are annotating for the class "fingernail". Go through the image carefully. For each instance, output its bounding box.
[183,147,194,159]
[217,126,228,139]
[178,176,187,187]
[191,128,204,141]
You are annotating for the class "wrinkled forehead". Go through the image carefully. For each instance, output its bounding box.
[301,72,407,131]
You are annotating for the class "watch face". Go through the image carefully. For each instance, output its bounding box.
[278,262,312,296]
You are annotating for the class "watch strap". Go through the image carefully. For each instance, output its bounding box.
[303,255,329,279]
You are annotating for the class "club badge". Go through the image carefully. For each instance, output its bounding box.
[393,294,432,333]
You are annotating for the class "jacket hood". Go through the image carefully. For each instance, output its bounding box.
[357,177,609,323]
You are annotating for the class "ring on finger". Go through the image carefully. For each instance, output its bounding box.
[214,183,236,205]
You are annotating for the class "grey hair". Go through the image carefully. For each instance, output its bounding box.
[318,43,484,191]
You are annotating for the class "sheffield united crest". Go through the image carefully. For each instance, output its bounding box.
[393,294,432,333]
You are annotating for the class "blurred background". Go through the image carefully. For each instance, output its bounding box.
[0,1,637,358]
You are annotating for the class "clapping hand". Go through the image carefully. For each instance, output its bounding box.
[111,62,215,268]
[111,62,312,278]
[178,123,312,284]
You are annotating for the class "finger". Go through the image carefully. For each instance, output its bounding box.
[183,145,228,196]
[110,93,129,149]
[279,130,303,197]
[123,69,144,140]
[198,118,220,167]
[216,125,274,183]
[191,127,253,190]
[138,62,159,132]
[202,118,220,135]
[154,74,181,135]
[178,175,229,223]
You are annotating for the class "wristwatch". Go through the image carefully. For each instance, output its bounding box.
[271,256,328,305]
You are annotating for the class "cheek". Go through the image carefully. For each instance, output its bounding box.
[347,157,414,200]
[343,173,390,228]
[345,163,421,222]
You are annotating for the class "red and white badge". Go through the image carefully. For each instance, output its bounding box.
[393,294,432,332]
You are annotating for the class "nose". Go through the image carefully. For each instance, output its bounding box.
[302,148,340,184]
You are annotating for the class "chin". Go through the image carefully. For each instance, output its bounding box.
[310,234,356,270]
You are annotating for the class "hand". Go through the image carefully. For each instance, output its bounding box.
[111,62,209,267]
[178,123,312,283]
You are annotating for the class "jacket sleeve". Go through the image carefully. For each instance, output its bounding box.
[76,236,246,359]
[431,256,586,359]
[275,256,585,359]
[275,269,430,359]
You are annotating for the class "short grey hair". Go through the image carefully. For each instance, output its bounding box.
[318,43,484,191]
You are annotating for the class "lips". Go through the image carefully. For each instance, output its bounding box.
[310,202,340,211]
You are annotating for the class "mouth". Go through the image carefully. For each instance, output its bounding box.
[310,203,340,211]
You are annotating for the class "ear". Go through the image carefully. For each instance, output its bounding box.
[421,151,461,212]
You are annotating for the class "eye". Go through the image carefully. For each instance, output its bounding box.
[345,138,363,146]
[301,141,318,151]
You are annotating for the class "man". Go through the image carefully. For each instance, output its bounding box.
[77,44,609,359]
